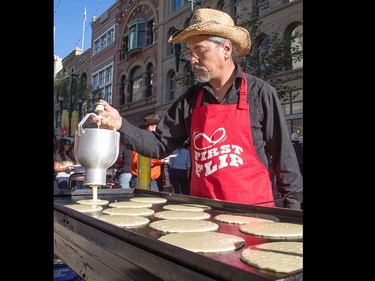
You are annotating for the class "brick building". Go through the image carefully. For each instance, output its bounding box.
[54,0,303,139]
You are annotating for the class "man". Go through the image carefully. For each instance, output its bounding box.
[129,114,167,191]
[92,8,303,209]
[117,145,133,188]
[169,142,191,195]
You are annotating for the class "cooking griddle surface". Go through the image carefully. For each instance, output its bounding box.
[54,191,302,280]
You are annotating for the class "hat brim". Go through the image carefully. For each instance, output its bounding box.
[139,119,159,129]
[168,22,251,57]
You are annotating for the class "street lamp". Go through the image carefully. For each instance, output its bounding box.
[173,43,189,73]
[188,0,201,17]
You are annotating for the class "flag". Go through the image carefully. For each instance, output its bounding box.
[83,5,86,21]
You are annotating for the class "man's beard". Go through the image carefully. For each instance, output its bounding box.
[193,65,210,83]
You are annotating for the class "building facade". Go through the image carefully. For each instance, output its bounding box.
[54,0,303,139]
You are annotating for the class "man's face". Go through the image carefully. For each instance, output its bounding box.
[186,35,228,83]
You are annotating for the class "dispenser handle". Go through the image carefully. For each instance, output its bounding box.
[77,113,97,136]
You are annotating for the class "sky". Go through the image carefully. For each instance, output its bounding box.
[54,0,115,59]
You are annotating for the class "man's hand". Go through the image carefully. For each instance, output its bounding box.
[91,99,123,130]
[161,157,170,165]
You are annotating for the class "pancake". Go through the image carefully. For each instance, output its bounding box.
[76,199,109,206]
[108,201,152,208]
[252,241,303,254]
[153,210,210,220]
[214,213,279,225]
[162,204,206,212]
[158,232,245,253]
[130,197,167,204]
[65,204,103,213]
[241,241,303,274]
[239,221,303,239]
[96,214,150,228]
[180,203,211,210]
[149,219,219,233]
[102,207,155,216]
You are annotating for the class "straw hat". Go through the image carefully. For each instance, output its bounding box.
[168,8,251,57]
[139,113,160,129]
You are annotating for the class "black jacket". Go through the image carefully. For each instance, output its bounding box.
[119,63,303,209]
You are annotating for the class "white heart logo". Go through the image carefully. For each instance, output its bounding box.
[193,128,226,150]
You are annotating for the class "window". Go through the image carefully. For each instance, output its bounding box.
[92,74,98,89]
[91,63,114,105]
[129,66,143,102]
[128,20,146,51]
[168,28,177,56]
[281,89,303,116]
[283,88,303,138]
[146,63,154,98]
[253,0,269,15]
[93,25,115,55]
[148,20,155,45]
[105,67,112,83]
[287,118,303,138]
[172,0,186,12]
[121,36,129,60]
[103,84,112,104]
[290,25,303,70]
[99,71,104,86]
[259,36,271,75]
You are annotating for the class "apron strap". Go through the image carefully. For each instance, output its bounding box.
[238,72,248,110]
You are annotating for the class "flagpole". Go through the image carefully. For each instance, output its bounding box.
[54,25,55,54]
[82,5,86,51]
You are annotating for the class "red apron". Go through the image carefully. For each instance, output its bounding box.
[190,73,275,207]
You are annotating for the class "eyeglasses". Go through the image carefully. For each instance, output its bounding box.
[185,48,210,60]
[65,144,71,147]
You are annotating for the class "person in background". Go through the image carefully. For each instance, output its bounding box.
[129,114,169,191]
[91,8,303,209]
[117,146,133,188]
[291,133,303,176]
[169,141,191,195]
[54,138,77,189]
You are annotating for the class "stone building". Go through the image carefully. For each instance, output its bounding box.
[54,0,303,138]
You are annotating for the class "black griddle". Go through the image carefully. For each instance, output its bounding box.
[54,188,303,281]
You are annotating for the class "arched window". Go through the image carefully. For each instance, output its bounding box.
[121,36,128,60]
[146,63,153,98]
[259,36,271,75]
[129,66,143,102]
[128,19,146,51]
[147,19,155,45]
[290,25,303,70]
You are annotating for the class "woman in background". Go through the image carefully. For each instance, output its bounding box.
[54,138,77,189]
